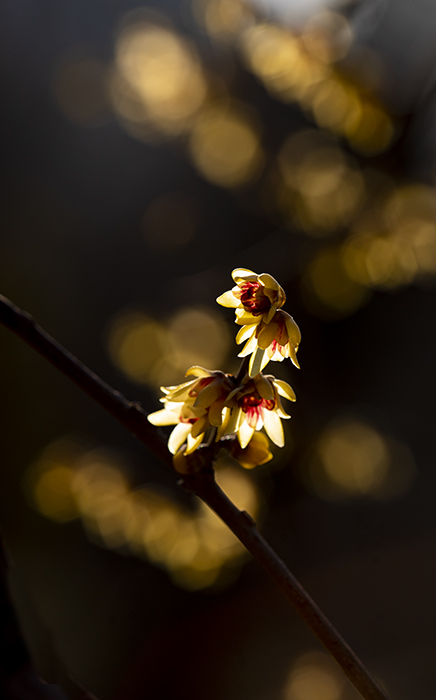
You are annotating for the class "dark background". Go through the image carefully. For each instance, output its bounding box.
[1,0,436,698]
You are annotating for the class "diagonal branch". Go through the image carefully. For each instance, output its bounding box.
[0,294,390,700]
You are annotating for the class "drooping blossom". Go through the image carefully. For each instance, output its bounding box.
[229,431,273,469]
[216,268,286,325]
[236,309,301,376]
[224,373,296,449]
[217,268,300,376]
[147,366,236,455]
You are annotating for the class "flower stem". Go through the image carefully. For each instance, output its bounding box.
[0,294,390,700]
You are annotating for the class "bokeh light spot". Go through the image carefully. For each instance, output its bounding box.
[305,418,416,501]
[302,248,371,319]
[241,24,328,102]
[107,307,231,388]
[284,652,343,700]
[33,465,78,522]
[25,440,261,590]
[189,104,263,187]
[112,16,207,139]
[107,312,167,384]
[302,11,353,64]
[277,132,365,235]
[193,0,251,38]
[167,306,231,373]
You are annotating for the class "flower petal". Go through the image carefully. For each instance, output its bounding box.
[186,431,205,454]
[263,409,284,447]
[232,431,273,469]
[235,310,262,326]
[193,378,222,409]
[208,397,226,427]
[258,273,280,291]
[185,366,213,378]
[191,414,209,438]
[238,418,256,449]
[265,305,278,324]
[232,268,257,283]
[216,406,231,438]
[253,374,274,400]
[284,314,301,347]
[249,347,266,377]
[273,379,296,402]
[168,423,192,454]
[238,333,258,358]
[287,343,300,369]
[147,408,180,426]
[235,323,257,345]
[225,406,242,436]
[216,290,240,308]
[257,320,279,350]
[166,379,197,400]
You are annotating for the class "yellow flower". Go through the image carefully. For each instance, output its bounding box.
[236,309,301,376]
[225,373,296,449]
[216,268,286,325]
[217,268,300,377]
[148,366,236,455]
[229,431,273,469]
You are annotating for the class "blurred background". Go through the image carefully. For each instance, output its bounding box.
[1,0,436,697]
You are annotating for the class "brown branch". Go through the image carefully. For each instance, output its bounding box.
[0,294,390,700]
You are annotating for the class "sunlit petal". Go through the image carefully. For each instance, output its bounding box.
[273,378,297,402]
[238,333,258,357]
[185,366,213,378]
[249,347,267,377]
[258,273,280,290]
[235,323,257,344]
[263,410,285,447]
[186,431,205,454]
[238,419,256,449]
[168,423,192,454]
[216,290,240,307]
[235,310,262,325]
[284,314,302,347]
[288,343,301,369]
[232,268,257,283]
[257,320,279,350]
[147,408,181,426]
[216,405,231,437]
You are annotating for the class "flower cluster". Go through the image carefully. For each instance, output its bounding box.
[148,367,296,467]
[148,366,235,455]
[148,268,300,470]
[217,268,301,376]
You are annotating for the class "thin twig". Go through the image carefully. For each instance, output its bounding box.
[0,294,390,700]
[181,471,389,700]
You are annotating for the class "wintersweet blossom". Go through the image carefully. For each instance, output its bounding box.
[217,268,300,376]
[229,431,273,469]
[148,366,235,455]
[224,373,296,449]
[216,268,286,325]
[236,309,301,376]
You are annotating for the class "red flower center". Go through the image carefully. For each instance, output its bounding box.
[238,282,271,316]
[240,393,275,427]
